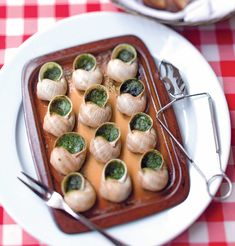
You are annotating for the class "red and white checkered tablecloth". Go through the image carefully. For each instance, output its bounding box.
[0,0,235,245]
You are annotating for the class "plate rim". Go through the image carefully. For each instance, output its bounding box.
[0,11,231,245]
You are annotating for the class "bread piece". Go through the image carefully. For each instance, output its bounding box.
[143,0,189,12]
[143,0,167,10]
[173,0,189,9]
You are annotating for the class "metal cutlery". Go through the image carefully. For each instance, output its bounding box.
[18,171,127,246]
[156,60,232,201]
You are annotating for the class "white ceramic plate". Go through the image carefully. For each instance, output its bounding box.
[112,0,235,26]
[0,12,230,246]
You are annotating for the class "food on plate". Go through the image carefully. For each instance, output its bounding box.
[50,132,87,175]
[127,112,157,154]
[99,159,132,203]
[138,149,168,191]
[143,0,189,11]
[90,122,121,163]
[37,62,67,101]
[107,43,138,83]
[62,172,96,212]
[22,34,190,232]
[117,78,147,116]
[72,53,103,91]
[43,95,75,137]
[78,84,112,128]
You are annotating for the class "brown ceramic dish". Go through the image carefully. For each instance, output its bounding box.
[22,35,189,233]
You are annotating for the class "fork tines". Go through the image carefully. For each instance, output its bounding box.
[18,171,51,200]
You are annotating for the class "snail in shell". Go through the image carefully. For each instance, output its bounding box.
[138,149,168,191]
[78,84,112,128]
[62,172,96,212]
[99,159,132,203]
[127,112,157,154]
[72,53,103,91]
[117,78,147,116]
[37,62,67,101]
[107,43,138,83]
[50,132,87,175]
[90,122,121,163]
[43,95,75,137]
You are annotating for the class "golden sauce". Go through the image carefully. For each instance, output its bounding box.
[34,50,173,218]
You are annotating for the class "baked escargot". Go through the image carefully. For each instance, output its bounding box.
[37,62,67,101]
[62,172,96,212]
[117,78,147,116]
[43,95,75,137]
[99,159,132,203]
[127,112,157,154]
[72,53,103,91]
[138,149,168,191]
[107,44,138,83]
[50,132,87,175]
[78,84,112,128]
[90,122,121,163]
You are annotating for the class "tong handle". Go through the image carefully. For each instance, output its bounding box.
[208,94,220,153]
[207,173,232,201]
[206,95,232,200]
[156,93,232,201]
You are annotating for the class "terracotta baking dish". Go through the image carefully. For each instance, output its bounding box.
[22,35,190,233]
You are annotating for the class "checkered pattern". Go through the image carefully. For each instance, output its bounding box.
[0,0,235,245]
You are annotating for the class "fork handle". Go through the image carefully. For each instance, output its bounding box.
[63,203,128,246]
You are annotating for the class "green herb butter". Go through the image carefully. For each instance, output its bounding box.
[43,66,61,81]
[130,113,152,132]
[85,88,107,107]
[96,124,119,142]
[75,54,95,71]
[142,151,163,170]
[117,49,134,63]
[56,133,85,154]
[50,97,71,116]
[120,79,144,97]
[105,161,125,180]
[65,174,83,193]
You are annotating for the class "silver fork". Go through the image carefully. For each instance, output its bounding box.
[18,171,128,246]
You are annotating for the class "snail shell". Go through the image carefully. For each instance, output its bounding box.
[99,159,132,203]
[107,44,138,83]
[50,132,87,175]
[37,62,67,101]
[138,149,168,191]
[117,79,147,116]
[43,95,75,137]
[72,53,103,91]
[90,122,121,163]
[62,172,96,212]
[78,84,112,128]
[127,112,157,154]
